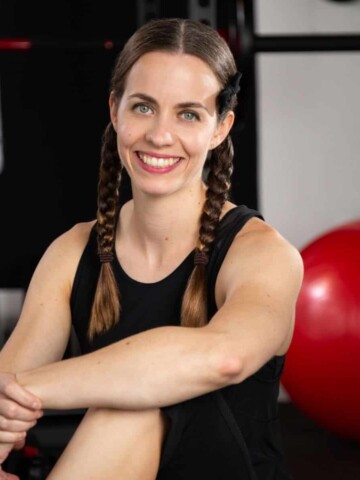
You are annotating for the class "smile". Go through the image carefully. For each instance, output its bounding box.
[137,152,181,168]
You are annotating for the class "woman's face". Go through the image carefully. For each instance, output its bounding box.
[110,51,233,198]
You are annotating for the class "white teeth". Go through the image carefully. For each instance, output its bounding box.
[138,152,180,168]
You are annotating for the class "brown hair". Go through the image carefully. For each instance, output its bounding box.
[88,18,238,340]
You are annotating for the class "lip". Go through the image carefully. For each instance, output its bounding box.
[137,150,182,160]
[135,151,182,174]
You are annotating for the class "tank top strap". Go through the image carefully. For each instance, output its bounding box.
[207,205,264,318]
[70,223,99,318]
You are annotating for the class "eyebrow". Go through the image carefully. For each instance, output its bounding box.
[128,93,209,113]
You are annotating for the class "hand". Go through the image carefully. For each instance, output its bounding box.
[0,372,42,465]
[0,438,25,480]
[0,466,20,480]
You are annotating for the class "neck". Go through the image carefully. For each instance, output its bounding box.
[121,182,207,266]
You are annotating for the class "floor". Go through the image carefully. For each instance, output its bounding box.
[279,403,360,479]
[3,402,360,479]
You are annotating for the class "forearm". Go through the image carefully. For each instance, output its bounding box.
[17,326,235,410]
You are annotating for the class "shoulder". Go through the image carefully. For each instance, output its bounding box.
[31,220,97,297]
[222,201,302,276]
[45,220,96,263]
[216,214,304,308]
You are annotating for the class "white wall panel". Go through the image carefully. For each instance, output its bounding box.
[255,0,360,35]
[257,53,360,251]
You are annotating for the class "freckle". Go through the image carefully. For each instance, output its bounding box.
[165,237,169,241]
[125,341,130,346]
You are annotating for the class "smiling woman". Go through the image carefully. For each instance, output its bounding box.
[109,50,233,205]
[0,18,303,480]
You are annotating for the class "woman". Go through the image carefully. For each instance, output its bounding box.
[0,18,303,479]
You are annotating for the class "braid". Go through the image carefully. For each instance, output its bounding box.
[181,135,234,328]
[88,122,122,341]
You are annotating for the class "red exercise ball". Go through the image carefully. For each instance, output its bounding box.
[281,220,360,440]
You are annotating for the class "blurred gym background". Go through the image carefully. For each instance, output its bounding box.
[1,0,360,478]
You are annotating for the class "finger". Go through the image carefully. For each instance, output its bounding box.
[0,431,26,444]
[0,399,43,421]
[0,444,11,463]
[0,416,37,433]
[2,379,41,410]
[1,473,20,480]
[13,438,25,451]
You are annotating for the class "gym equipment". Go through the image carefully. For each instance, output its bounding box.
[281,219,360,440]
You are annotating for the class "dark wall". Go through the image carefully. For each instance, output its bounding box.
[0,0,258,288]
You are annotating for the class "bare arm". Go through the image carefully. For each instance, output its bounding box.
[16,218,304,411]
[0,221,94,373]
[0,221,93,459]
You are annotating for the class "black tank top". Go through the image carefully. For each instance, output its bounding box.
[70,205,292,479]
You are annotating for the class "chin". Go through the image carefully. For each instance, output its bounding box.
[142,188,179,198]
[134,180,185,198]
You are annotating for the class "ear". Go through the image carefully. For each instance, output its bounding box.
[209,111,235,150]
[109,91,118,131]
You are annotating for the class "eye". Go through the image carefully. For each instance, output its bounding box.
[181,111,200,122]
[133,103,153,115]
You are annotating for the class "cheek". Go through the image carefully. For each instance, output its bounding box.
[116,123,138,166]
[118,123,136,148]
[183,129,214,157]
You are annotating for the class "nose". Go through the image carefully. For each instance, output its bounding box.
[145,117,174,147]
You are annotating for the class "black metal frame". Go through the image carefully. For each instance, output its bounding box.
[253,34,360,53]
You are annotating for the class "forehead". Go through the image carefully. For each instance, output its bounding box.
[124,51,221,102]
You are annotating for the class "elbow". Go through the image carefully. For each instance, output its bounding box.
[205,329,244,386]
[216,353,243,386]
